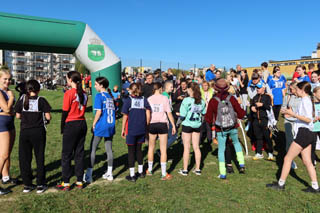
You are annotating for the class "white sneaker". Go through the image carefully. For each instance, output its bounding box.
[253,153,264,160]
[83,168,93,183]
[267,153,275,161]
[102,173,113,181]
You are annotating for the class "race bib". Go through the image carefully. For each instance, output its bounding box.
[275,81,283,88]
[131,98,144,109]
[151,103,163,113]
[105,98,115,110]
[191,104,202,113]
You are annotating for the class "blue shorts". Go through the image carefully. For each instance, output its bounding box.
[0,115,14,132]
[126,134,145,145]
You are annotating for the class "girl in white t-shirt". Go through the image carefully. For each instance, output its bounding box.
[267,81,319,192]
[147,83,176,180]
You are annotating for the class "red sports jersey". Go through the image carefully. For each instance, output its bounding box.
[63,88,87,122]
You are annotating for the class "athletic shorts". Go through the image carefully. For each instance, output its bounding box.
[294,127,317,149]
[182,125,201,133]
[126,134,145,145]
[0,115,14,132]
[149,123,168,135]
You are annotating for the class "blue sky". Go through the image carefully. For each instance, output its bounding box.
[1,0,320,70]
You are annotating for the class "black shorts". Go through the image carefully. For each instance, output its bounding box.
[294,128,317,149]
[149,123,168,135]
[182,125,201,133]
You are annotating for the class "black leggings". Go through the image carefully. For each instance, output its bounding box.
[225,140,235,165]
[252,119,273,154]
[312,132,320,166]
[273,105,281,121]
[128,143,143,168]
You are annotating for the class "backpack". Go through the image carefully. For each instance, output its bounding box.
[214,95,237,130]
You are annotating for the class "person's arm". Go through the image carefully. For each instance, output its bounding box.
[121,114,128,139]
[92,110,102,130]
[167,112,176,135]
[230,96,245,119]
[45,112,51,121]
[205,99,214,125]
[146,109,151,125]
[16,113,21,119]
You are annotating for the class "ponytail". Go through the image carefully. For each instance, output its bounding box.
[67,71,85,105]
[107,88,114,99]
[24,80,40,110]
[23,93,30,110]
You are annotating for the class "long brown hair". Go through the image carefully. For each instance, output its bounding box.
[188,82,202,104]
[297,81,314,116]
[129,83,142,97]
[67,71,85,105]
[152,82,162,94]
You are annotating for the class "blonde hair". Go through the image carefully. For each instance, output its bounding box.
[0,69,11,78]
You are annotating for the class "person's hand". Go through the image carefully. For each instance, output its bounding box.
[251,106,257,113]
[314,116,320,122]
[172,126,176,135]
[177,96,184,100]
[121,129,126,139]
[255,102,263,107]
[282,108,295,117]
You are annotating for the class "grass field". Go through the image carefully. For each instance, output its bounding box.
[2,88,320,212]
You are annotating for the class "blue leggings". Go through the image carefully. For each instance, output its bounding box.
[217,129,244,175]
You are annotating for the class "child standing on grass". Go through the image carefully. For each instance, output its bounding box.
[178,82,206,176]
[267,81,319,192]
[146,82,176,180]
[121,83,151,182]
[56,71,88,191]
[15,80,51,194]
[311,86,320,166]
[83,77,116,183]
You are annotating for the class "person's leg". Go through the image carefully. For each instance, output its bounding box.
[18,130,33,186]
[32,128,47,186]
[252,120,263,155]
[217,131,228,176]
[0,131,10,177]
[311,137,317,166]
[301,145,318,186]
[167,122,177,148]
[89,136,102,168]
[104,138,113,174]
[191,132,201,171]
[272,105,281,121]
[225,140,232,165]
[261,122,273,155]
[2,128,15,178]
[127,144,136,177]
[229,129,245,167]
[279,142,302,183]
[284,122,294,152]
[159,134,168,177]
[147,134,157,173]
[206,122,212,143]
[136,142,143,174]
[182,132,192,171]
[74,121,87,182]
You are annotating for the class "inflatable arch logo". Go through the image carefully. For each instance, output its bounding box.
[0,11,121,106]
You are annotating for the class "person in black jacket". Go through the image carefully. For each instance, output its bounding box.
[250,82,274,161]
[172,80,188,123]
[142,73,154,99]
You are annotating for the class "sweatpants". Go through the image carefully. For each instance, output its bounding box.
[128,143,143,168]
[89,136,113,168]
[62,120,87,183]
[252,119,273,154]
[19,127,46,186]
[217,129,245,175]
[200,121,212,144]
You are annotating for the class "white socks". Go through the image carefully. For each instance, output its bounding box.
[312,181,319,190]
[2,176,9,182]
[138,165,143,174]
[278,179,285,186]
[107,166,113,175]
[129,168,135,177]
[148,161,153,172]
[161,162,167,177]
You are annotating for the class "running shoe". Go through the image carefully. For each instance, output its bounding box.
[0,187,10,195]
[146,170,153,176]
[226,166,234,174]
[36,185,48,194]
[2,177,18,185]
[302,187,320,193]
[253,153,264,160]
[217,174,226,179]
[55,182,71,191]
[239,166,245,174]
[23,185,36,193]
[102,173,114,181]
[266,182,285,190]
[178,169,188,176]
[126,175,137,182]
[83,169,93,183]
[291,161,298,170]
[267,153,275,161]
[75,182,83,189]
[136,172,146,179]
[251,144,256,151]
[161,173,172,181]
[192,169,201,176]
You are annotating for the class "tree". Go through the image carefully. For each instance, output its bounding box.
[1,63,9,69]
[75,60,89,75]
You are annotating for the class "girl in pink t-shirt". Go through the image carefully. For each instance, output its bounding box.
[147,83,176,180]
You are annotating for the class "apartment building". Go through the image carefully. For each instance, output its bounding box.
[4,50,76,83]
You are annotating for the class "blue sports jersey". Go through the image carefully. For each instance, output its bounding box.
[122,96,151,136]
[94,92,116,137]
[268,77,286,105]
[297,75,311,83]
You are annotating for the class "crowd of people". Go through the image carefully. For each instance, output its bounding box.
[0,61,320,195]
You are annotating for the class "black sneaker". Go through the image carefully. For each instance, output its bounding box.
[226,166,234,174]
[2,178,18,185]
[136,172,146,179]
[239,167,245,174]
[126,175,137,182]
[302,187,320,193]
[23,185,36,193]
[266,182,285,190]
[37,185,48,194]
[0,187,11,195]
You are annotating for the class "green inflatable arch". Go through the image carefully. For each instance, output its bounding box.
[0,11,121,105]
